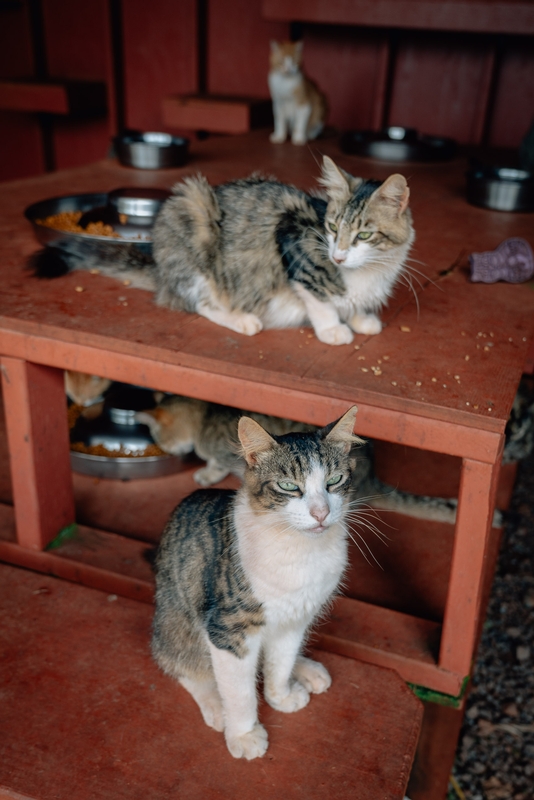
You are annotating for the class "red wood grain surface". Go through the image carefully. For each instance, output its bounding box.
[262,0,534,35]
[122,0,197,132]
[41,0,115,170]
[388,32,495,143]
[0,562,422,800]
[207,0,288,98]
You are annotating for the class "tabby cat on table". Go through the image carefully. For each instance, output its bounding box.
[152,406,360,759]
[34,156,414,345]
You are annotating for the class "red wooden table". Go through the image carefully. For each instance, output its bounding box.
[1,130,533,706]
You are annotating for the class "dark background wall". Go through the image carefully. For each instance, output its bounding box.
[0,0,532,182]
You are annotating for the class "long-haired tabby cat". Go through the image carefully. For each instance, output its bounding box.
[268,40,327,145]
[151,407,360,759]
[33,157,414,344]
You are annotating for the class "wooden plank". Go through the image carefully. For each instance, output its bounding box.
[0,327,504,461]
[41,0,115,170]
[314,596,464,696]
[302,25,390,131]
[122,0,198,131]
[438,455,502,677]
[0,81,68,113]
[208,0,288,97]
[388,32,494,144]
[0,358,75,551]
[489,39,534,149]
[262,0,534,35]
[162,95,272,134]
[0,562,422,799]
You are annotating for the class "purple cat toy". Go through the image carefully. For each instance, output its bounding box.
[470,238,534,284]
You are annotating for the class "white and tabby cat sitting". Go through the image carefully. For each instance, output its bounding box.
[33,157,414,345]
[268,40,327,145]
[152,407,361,759]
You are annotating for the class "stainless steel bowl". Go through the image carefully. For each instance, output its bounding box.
[340,127,457,162]
[70,451,182,480]
[466,167,534,212]
[113,130,189,169]
[69,385,182,480]
[24,188,170,265]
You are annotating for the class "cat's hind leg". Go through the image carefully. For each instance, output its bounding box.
[179,674,225,732]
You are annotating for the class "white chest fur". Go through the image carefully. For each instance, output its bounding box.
[268,71,305,108]
[234,498,348,627]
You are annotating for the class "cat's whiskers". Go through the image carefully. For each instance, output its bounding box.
[345,513,389,549]
[345,528,383,569]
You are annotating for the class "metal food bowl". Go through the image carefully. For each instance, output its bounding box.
[466,166,534,212]
[69,385,182,480]
[113,130,189,170]
[25,187,170,263]
[339,126,457,162]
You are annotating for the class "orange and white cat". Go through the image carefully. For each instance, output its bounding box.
[268,41,327,146]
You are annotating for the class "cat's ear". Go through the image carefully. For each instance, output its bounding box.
[238,416,277,466]
[319,156,362,203]
[270,40,280,53]
[372,174,410,215]
[293,40,303,59]
[323,406,365,453]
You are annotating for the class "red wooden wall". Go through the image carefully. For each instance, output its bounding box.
[0,0,533,183]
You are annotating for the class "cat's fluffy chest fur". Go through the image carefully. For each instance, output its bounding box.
[233,492,348,624]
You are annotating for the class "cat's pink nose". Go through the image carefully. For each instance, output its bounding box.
[310,505,328,524]
[333,255,346,264]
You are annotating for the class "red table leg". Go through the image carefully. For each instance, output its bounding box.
[0,357,75,550]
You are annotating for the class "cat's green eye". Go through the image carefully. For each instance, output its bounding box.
[278,480,299,492]
[357,231,372,240]
[328,222,338,233]
[326,474,343,487]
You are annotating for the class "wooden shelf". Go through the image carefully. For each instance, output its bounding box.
[262,0,534,35]
[162,94,272,134]
[0,79,107,116]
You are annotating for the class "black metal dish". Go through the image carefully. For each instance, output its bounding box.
[113,130,189,169]
[466,166,534,213]
[339,126,457,163]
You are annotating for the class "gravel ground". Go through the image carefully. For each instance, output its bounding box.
[451,448,534,800]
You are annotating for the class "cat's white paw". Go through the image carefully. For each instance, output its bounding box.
[270,132,286,143]
[316,324,354,346]
[350,313,382,335]
[266,680,310,713]
[231,313,263,336]
[225,723,269,760]
[291,134,307,146]
[293,657,331,694]
[194,465,229,486]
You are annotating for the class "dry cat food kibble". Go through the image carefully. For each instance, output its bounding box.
[68,403,167,458]
[36,211,120,237]
[70,442,167,458]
